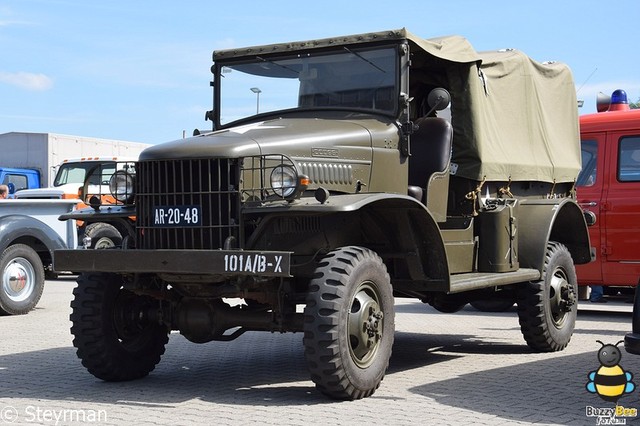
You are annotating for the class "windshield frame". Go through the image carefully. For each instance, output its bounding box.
[211,42,402,129]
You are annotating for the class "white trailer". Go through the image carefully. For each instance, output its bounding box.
[0,132,150,187]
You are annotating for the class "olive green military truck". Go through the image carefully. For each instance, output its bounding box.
[54,29,591,400]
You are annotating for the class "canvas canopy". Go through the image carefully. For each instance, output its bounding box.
[403,29,581,184]
[213,29,581,184]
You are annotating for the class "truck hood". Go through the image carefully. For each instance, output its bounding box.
[15,188,67,199]
[139,117,374,161]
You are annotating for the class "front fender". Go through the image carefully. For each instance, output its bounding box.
[59,205,135,222]
[518,198,591,272]
[245,193,449,288]
[0,215,72,255]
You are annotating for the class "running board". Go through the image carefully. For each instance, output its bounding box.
[449,268,541,294]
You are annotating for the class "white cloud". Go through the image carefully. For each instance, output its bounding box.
[0,71,53,91]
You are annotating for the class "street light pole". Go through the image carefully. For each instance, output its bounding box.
[250,87,261,114]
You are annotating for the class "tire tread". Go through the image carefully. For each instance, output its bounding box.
[70,273,169,381]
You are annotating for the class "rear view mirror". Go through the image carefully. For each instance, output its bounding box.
[424,88,451,117]
[427,88,451,111]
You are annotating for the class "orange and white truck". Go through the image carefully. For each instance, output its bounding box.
[17,156,140,248]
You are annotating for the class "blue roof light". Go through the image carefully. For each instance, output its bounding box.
[611,89,628,104]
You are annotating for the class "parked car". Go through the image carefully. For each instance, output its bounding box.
[0,198,77,314]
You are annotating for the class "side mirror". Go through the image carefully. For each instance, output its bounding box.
[427,88,451,111]
[7,182,15,194]
[425,88,451,117]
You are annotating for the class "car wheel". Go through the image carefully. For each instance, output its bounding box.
[303,246,394,399]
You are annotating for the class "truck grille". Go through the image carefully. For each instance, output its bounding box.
[136,159,241,250]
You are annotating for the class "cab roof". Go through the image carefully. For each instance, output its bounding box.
[580,109,640,133]
[212,28,481,64]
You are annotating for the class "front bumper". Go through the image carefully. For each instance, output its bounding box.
[625,286,640,355]
[54,249,291,277]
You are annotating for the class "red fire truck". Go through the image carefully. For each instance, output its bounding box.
[577,89,640,298]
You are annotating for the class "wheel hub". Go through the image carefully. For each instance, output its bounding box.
[559,284,576,311]
[549,269,575,325]
[364,309,384,347]
[9,270,26,293]
[93,237,116,249]
[3,259,34,302]
[348,282,383,367]
[113,291,155,344]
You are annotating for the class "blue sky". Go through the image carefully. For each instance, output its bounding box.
[1,0,639,145]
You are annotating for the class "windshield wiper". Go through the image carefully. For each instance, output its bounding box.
[343,47,386,73]
[256,56,299,76]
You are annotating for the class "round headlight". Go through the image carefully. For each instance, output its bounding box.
[270,165,297,198]
[109,169,135,203]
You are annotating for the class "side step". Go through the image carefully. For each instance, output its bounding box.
[449,268,540,294]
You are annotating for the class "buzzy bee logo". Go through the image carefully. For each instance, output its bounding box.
[585,341,638,424]
[587,341,635,402]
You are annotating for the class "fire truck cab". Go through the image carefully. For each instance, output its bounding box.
[577,89,640,294]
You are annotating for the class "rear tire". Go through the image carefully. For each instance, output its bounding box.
[517,242,577,352]
[70,273,169,381]
[303,246,394,400]
[0,244,45,315]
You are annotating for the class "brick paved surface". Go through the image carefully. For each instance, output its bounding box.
[1,276,638,425]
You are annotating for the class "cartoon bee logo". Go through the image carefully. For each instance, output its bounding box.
[586,340,635,402]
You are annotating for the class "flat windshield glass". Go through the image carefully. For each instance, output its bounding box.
[54,162,116,186]
[218,46,398,125]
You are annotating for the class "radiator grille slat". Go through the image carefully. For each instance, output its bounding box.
[136,159,241,250]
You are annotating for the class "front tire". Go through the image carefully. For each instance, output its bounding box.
[303,246,394,400]
[84,222,122,249]
[517,242,577,352]
[0,244,45,315]
[70,273,169,381]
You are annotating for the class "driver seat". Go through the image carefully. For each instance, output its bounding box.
[407,117,453,222]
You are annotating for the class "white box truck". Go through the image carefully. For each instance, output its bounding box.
[0,132,150,188]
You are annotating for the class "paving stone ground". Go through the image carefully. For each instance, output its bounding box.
[0,276,638,425]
